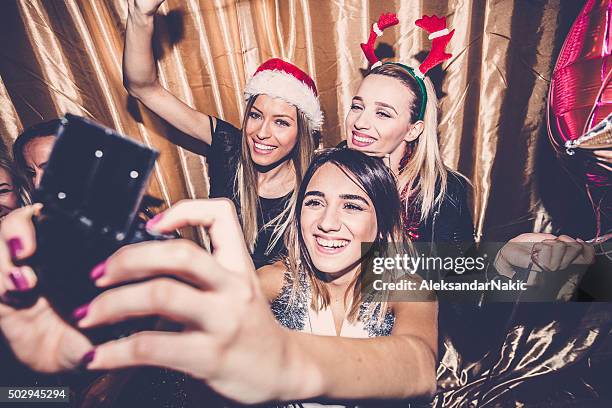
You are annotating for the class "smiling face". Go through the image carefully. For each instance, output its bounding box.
[345,74,417,157]
[0,167,17,219]
[300,163,378,277]
[23,135,55,188]
[245,94,300,167]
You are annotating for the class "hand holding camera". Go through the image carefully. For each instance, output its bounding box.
[0,205,93,373]
[0,116,291,403]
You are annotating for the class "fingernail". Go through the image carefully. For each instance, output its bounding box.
[90,261,106,281]
[72,304,89,321]
[9,268,29,291]
[81,349,96,367]
[146,213,164,231]
[576,238,585,243]
[7,237,23,259]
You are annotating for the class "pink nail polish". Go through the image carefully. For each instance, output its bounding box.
[81,349,96,366]
[146,213,164,231]
[90,261,106,281]
[9,268,28,291]
[72,304,89,321]
[7,237,23,259]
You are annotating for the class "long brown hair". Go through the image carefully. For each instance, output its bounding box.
[235,95,316,253]
[285,148,406,323]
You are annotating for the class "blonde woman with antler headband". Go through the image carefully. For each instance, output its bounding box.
[342,13,475,250]
[341,13,595,293]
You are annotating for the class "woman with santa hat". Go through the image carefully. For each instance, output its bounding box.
[123,0,323,268]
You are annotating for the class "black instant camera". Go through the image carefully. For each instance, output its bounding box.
[29,114,172,342]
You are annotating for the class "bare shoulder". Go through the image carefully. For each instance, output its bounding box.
[256,260,287,302]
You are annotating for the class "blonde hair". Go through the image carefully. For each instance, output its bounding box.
[367,64,449,222]
[235,95,316,254]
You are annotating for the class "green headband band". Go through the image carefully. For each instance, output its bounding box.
[381,62,427,121]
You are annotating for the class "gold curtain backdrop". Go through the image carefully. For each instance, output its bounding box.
[0,0,589,241]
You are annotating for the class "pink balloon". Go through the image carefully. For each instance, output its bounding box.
[548,0,611,188]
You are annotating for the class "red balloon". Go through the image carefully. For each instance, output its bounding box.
[548,0,611,188]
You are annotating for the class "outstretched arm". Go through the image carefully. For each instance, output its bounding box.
[257,262,437,400]
[257,262,437,399]
[79,201,437,403]
[124,0,213,145]
[282,301,438,401]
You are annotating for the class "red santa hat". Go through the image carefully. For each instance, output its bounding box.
[244,58,323,131]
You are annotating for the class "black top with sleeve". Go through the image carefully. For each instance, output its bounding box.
[207,118,289,268]
[406,172,476,250]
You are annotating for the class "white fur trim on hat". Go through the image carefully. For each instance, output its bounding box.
[243,70,324,131]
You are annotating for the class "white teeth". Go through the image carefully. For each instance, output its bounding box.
[353,134,375,143]
[316,237,349,248]
[254,142,276,151]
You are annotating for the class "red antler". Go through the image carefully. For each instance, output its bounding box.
[360,13,399,66]
[415,15,454,77]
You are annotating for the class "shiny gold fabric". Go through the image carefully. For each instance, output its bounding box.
[2,2,611,406]
[435,302,612,407]
[0,0,592,242]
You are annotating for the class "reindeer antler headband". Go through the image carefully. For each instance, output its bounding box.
[360,13,454,120]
